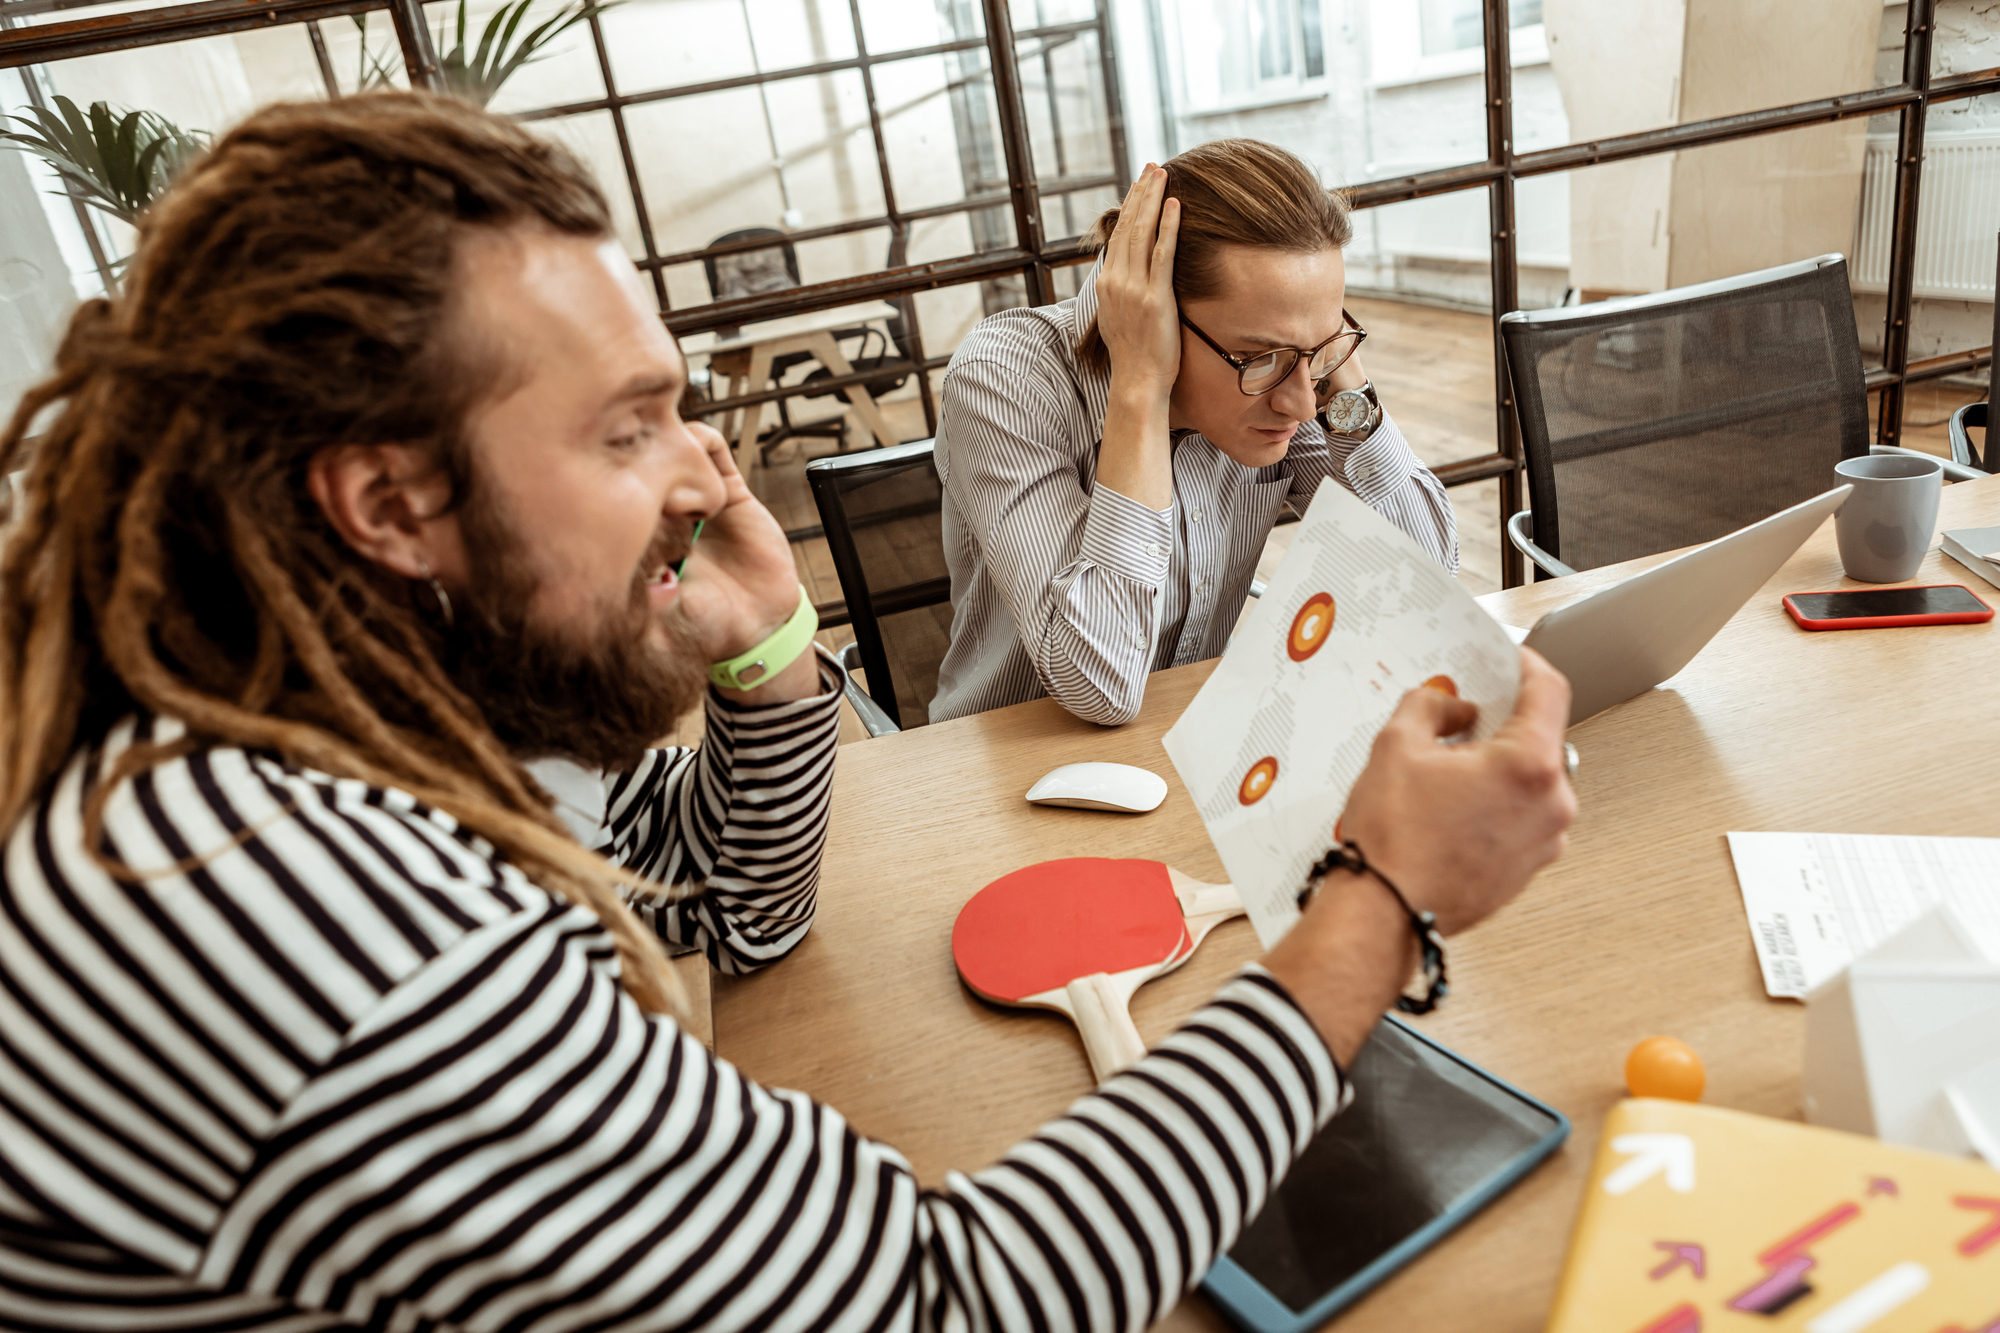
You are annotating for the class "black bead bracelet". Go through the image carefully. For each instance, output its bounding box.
[1296,840,1449,1015]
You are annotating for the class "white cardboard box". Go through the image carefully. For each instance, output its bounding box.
[1803,905,2000,1160]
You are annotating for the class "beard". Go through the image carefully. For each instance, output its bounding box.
[442,487,710,772]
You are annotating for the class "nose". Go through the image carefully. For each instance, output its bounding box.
[666,420,731,522]
[1267,355,1319,423]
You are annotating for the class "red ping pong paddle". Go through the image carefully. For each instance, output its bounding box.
[951,857,1244,1083]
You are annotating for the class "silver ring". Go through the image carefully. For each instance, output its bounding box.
[1564,743,1579,783]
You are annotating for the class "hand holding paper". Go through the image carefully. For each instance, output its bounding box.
[1165,480,1574,949]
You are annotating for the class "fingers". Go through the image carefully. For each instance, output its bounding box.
[1380,679,1479,745]
[1153,196,1179,272]
[1497,648,1572,752]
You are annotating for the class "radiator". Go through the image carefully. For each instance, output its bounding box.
[1854,131,2000,301]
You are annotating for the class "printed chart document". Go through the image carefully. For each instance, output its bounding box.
[1727,831,2000,998]
[1163,481,1519,949]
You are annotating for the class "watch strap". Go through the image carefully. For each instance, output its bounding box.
[709,585,818,691]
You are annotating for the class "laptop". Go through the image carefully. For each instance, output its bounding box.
[1511,484,1852,725]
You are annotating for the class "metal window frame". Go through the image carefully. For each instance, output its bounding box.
[3,0,1994,585]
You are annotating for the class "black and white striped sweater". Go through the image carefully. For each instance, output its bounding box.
[0,671,1343,1332]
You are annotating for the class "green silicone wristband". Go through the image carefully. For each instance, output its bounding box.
[708,585,818,692]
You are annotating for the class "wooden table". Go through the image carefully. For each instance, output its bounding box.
[680,302,904,468]
[712,474,2000,1332]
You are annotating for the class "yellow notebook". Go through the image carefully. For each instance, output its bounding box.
[1547,1100,2000,1333]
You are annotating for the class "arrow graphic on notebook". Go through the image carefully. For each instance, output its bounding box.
[1605,1134,1696,1195]
[1649,1242,1706,1280]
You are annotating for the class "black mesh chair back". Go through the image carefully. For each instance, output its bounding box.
[1502,253,1869,576]
[806,440,950,729]
[703,227,801,340]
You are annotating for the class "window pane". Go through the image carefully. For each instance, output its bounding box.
[602,0,759,93]
[857,0,983,58]
[1016,24,1124,240]
[1346,190,1503,592]
[1542,0,1882,151]
[1931,1,2000,84]
[1160,0,1490,183]
[524,110,649,258]
[874,48,1015,248]
[1862,95,2000,373]
[1011,0,1099,29]
[1897,377,1987,463]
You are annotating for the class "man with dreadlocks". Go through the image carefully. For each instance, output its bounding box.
[0,93,1577,1333]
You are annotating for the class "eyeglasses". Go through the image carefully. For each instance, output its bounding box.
[1178,309,1367,409]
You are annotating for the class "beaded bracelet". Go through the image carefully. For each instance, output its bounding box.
[1295,839,1449,1015]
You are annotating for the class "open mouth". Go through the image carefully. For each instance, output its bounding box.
[640,523,697,599]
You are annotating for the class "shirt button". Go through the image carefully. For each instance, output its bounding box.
[1191,510,1205,523]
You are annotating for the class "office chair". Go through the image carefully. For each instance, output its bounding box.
[1946,233,2000,474]
[797,225,918,429]
[1501,253,1987,580]
[805,439,950,736]
[702,226,845,462]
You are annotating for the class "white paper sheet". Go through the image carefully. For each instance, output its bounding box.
[1727,831,2000,998]
[1162,481,1520,948]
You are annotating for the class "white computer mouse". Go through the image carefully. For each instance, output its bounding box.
[1024,761,1168,813]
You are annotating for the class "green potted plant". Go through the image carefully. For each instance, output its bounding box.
[354,0,618,109]
[0,95,208,227]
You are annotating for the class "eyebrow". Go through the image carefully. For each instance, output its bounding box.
[606,370,681,405]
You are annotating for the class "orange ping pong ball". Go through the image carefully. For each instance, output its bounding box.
[1625,1037,1705,1101]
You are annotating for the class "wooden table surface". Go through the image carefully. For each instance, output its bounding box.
[712,474,2000,1332]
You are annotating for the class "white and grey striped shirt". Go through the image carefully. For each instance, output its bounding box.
[930,265,1457,726]
[0,662,1347,1331]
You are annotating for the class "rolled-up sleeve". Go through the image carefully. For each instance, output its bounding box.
[591,649,844,974]
[1286,411,1459,574]
[941,353,1172,725]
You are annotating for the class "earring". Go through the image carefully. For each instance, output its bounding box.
[415,557,454,629]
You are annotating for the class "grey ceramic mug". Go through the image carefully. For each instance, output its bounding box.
[1832,453,1943,582]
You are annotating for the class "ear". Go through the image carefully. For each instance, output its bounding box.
[308,444,465,584]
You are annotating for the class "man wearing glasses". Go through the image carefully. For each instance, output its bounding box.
[930,140,1457,726]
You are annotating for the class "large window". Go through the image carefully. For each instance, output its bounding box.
[3,0,1997,589]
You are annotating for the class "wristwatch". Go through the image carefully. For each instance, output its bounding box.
[1320,379,1383,441]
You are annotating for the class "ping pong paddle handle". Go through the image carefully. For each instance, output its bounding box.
[1066,971,1150,1083]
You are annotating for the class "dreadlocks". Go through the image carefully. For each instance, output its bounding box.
[0,92,690,1019]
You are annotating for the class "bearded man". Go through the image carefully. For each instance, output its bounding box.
[0,94,1576,1333]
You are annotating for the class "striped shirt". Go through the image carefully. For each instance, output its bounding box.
[0,660,1348,1331]
[930,264,1458,726]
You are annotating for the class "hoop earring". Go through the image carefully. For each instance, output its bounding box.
[415,557,454,629]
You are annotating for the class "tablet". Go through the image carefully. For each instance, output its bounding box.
[1203,1016,1569,1333]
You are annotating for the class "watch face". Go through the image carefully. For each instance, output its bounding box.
[1324,390,1371,434]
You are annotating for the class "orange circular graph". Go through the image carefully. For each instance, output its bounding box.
[1287,592,1336,661]
[1238,757,1278,805]
[1422,675,1459,696]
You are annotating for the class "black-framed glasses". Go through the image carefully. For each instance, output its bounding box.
[1178,309,1367,409]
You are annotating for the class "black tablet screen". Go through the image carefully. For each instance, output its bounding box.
[1226,1019,1563,1312]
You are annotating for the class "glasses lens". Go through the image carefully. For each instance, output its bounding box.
[1238,350,1297,394]
[1308,332,1363,383]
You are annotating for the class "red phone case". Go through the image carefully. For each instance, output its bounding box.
[1783,584,1996,631]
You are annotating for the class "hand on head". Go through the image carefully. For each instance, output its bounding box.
[1094,165,1182,398]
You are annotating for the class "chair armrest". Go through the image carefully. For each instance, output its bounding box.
[1949,402,1988,471]
[1507,510,1577,579]
[1869,443,1991,483]
[836,642,900,738]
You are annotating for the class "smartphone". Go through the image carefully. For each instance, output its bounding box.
[1201,1017,1568,1333]
[1782,583,1994,631]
